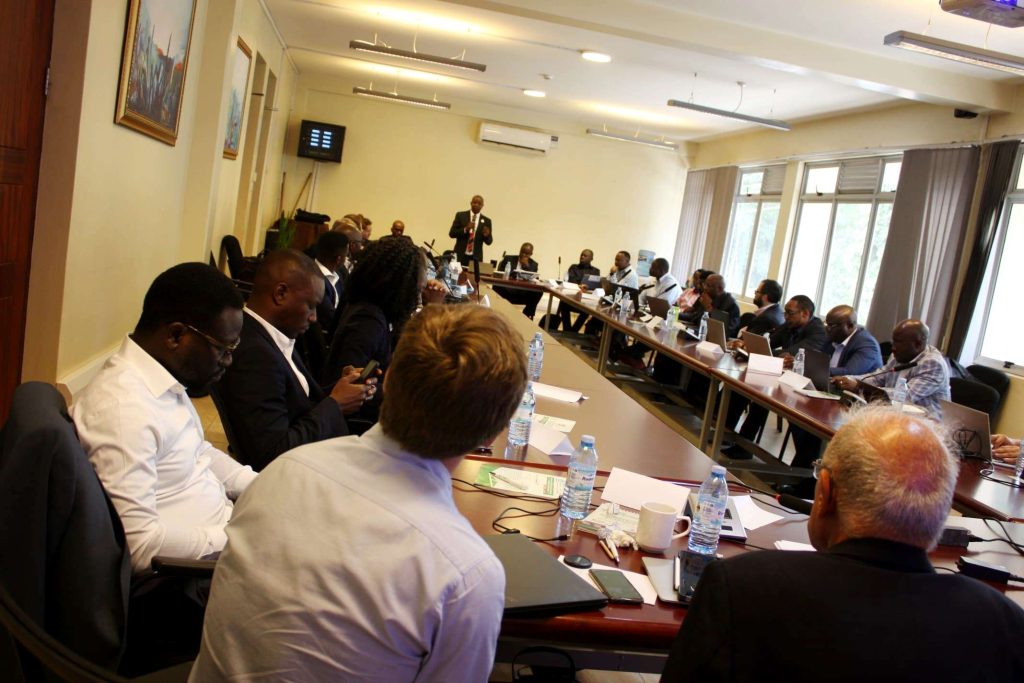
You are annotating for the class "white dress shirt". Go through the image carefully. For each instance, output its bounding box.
[71,337,256,574]
[640,272,683,306]
[830,330,857,368]
[191,424,505,682]
[243,307,309,396]
[315,259,340,289]
[610,266,639,290]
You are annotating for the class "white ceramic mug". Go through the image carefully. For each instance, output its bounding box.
[636,501,691,553]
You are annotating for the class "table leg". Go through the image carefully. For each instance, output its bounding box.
[596,321,612,374]
[698,375,718,452]
[708,385,731,457]
[544,294,554,332]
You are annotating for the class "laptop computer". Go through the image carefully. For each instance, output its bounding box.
[740,329,773,357]
[940,399,992,462]
[583,274,602,290]
[647,296,671,320]
[603,283,640,309]
[484,533,608,617]
[803,348,831,391]
[705,318,727,352]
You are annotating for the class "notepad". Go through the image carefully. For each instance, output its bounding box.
[532,382,584,403]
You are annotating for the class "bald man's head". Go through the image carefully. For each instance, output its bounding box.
[250,249,324,339]
[891,319,929,364]
[825,305,857,344]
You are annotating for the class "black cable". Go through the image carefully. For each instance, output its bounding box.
[935,566,957,574]
[977,518,1024,557]
[730,481,806,515]
[492,504,568,542]
[978,469,1024,489]
[451,477,557,504]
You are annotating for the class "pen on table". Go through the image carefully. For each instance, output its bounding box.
[600,538,620,564]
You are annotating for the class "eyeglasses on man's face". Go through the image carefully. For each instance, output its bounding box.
[184,323,240,359]
[812,458,828,480]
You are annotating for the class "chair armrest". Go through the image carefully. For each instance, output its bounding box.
[151,556,217,578]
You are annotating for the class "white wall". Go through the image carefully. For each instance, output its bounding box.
[281,85,689,278]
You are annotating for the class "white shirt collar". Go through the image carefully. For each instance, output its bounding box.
[316,259,339,286]
[244,307,296,359]
[120,335,184,399]
[839,329,857,347]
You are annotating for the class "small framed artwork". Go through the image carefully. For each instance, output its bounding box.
[223,37,253,159]
[114,0,198,146]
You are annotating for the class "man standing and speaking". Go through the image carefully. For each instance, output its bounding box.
[449,194,493,266]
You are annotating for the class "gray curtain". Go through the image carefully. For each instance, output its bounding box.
[671,166,738,283]
[866,147,980,342]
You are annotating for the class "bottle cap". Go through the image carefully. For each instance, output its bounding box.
[581,434,596,446]
[711,465,727,476]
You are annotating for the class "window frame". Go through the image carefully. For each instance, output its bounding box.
[783,155,901,317]
[721,165,784,300]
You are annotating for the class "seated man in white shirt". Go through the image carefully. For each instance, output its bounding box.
[639,257,683,307]
[191,304,528,682]
[71,263,257,575]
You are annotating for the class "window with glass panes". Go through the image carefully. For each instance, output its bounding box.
[785,156,901,318]
[720,166,784,299]
[975,148,1024,369]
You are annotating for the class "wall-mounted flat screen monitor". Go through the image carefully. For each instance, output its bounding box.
[298,119,345,163]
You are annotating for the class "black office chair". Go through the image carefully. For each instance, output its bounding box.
[949,377,1001,418]
[966,364,1010,417]
[0,383,211,680]
[879,341,892,364]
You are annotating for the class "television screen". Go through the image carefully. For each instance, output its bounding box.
[297,119,345,163]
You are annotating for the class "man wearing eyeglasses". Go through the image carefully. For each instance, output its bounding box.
[663,408,1024,681]
[71,263,257,574]
[215,250,371,472]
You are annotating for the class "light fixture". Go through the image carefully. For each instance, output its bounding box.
[352,86,451,110]
[586,128,678,151]
[666,98,791,132]
[580,50,611,63]
[883,30,1024,77]
[522,89,546,98]
[349,40,486,72]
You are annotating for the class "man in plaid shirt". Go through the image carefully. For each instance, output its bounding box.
[835,319,950,417]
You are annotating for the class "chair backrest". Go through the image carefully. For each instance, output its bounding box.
[949,377,1001,418]
[879,341,892,364]
[0,383,131,675]
[208,384,247,465]
[220,235,245,279]
[966,364,1010,416]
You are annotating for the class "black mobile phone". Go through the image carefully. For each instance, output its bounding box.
[356,360,380,383]
[589,569,643,604]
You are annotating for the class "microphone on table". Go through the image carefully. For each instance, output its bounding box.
[775,494,813,515]
[860,361,918,381]
[472,258,481,296]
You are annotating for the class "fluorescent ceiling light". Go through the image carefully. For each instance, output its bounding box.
[349,40,486,72]
[522,89,546,98]
[580,50,611,63]
[586,128,678,151]
[883,30,1024,77]
[666,99,791,132]
[352,86,451,110]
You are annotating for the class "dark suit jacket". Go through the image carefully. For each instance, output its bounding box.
[744,302,784,335]
[682,292,741,338]
[214,316,347,471]
[826,326,883,376]
[566,263,599,284]
[769,316,828,355]
[662,538,1024,682]
[448,210,493,264]
[497,255,539,278]
[323,302,392,387]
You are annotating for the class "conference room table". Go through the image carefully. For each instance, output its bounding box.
[461,286,1024,671]
[481,276,1024,521]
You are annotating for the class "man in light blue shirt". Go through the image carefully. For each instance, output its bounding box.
[191,305,528,682]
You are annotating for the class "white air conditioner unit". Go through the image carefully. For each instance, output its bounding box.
[478,122,553,153]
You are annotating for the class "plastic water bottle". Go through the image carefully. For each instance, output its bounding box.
[504,383,535,458]
[1014,440,1024,486]
[698,312,709,342]
[620,295,633,320]
[892,376,909,411]
[503,259,512,279]
[613,287,623,308]
[793,348,806,376]
[527,333,544,381]
[667,304,679,328]
[688,466,729,556]
[560,435,599,520]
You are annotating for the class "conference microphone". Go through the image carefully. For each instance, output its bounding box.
[775,494,813,515]
[422,239,438,255]
[638,282,656,293]
[859,361,918,381]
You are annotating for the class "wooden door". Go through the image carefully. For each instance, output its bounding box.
[0,0,54,421]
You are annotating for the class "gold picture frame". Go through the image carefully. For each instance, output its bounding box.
[114,0,198,146]
[223,37,253,160]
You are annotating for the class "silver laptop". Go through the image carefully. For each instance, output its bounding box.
[940,399,991,463]
[740,329,772,357]
[706,318,727,352]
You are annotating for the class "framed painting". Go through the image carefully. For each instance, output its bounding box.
[114,0,197,146]
[223,37,253,160]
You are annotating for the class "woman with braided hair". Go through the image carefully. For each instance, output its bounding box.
[322,236,427,390]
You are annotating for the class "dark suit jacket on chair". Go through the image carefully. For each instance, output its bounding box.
[744,303,784,336]
[826,326,883,376]
[214,318,348,472]
[448,210,493,265]
[662,538,1024,682]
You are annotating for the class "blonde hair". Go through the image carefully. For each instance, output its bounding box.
[380,305,528,459]
[824,406,957,550]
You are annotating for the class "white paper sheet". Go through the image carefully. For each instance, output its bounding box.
[532,382,584,403]
[489,467,566,498]
[774,540,815,552]
[779,370,812,390]
[731,494,784,531]
[748,354,784,376]
[645,315,665,330]
[600,467,694,515]
[696,341,724,356]
[528,421,575,456]
[533,414,575,433]
[583,291,602,302]
[557,556,658,606]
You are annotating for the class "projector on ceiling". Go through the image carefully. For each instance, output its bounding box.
[941,0,1024,28]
